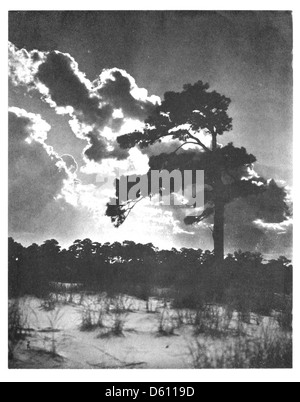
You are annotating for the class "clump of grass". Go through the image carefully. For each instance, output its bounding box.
[134,286,156,313]
[111,295,134,313]
[80,296,110,331]
[146,297,157,314]
[248,330,292,368]
[80,304,95,331]
[175,309,196,327]
[110,297,129,336]
[224,285,275,322]
[78,292,86,306]
[8,300,28,361]
[277,299,293,331]
[40,296,56,312]
[97,319,126,339]
[157,309,177,337]
[189,329,292,369]
[192,304,230,338]
[96,296,110,328]
[111,313,126,337]
[65,291,74,305]
[98,297,128,338]
[46,307,64,357]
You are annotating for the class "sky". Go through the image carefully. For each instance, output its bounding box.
[8,11,293,258]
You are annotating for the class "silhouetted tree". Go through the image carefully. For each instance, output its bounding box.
[40,239,61,280]
[106,81,280,265]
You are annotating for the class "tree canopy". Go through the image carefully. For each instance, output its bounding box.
[106,81,290,263]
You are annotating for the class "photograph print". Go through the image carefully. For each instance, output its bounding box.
[8,11,293,369]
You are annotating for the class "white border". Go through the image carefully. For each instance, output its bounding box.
[1,1,299,383]
[3,1,298,11]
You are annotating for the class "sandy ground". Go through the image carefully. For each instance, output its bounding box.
[9,294,279,369]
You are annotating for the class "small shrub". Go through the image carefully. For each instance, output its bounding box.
[98,310,127,338]
[80,296,109,331]
[46,307,64,357]
[224,285,274,320]
[277,299,293,331]
[40,297,56,312]
[157,309,177,337]
[223,305,235,332]
[252,290,274,317]
[189,330,292,369]
[238,308,252,325]
[146,298,157,314]
[175,309,196,327]
[66,292,74,305]
[95,295,129,338]
[80,304,94,331]
[78,292,85,306]
[111,295,133,313]
[8,300,27,360]
[193,304,227,338]
[109,297,129,336]
[248,332,292,368]
[111,313,126,336]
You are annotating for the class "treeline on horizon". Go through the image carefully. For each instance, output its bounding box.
[9,237,292,314]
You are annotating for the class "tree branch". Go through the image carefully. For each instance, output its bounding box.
[124,197,146,220]
[171,141,199,154]
[187,132,211,153]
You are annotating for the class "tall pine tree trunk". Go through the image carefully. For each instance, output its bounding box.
[212,132,225,265]
[213,199,225,264]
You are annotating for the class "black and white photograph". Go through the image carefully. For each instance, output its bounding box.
[6,8,295,375]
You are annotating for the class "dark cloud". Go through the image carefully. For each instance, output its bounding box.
[96,69,158,121]
[224,180,292,256]
[9,43,160,164]
[224,191,292,257]
[84,133,106,161]
[36,51,113,127]
[37,51,96,110]
[84,131,130,162]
